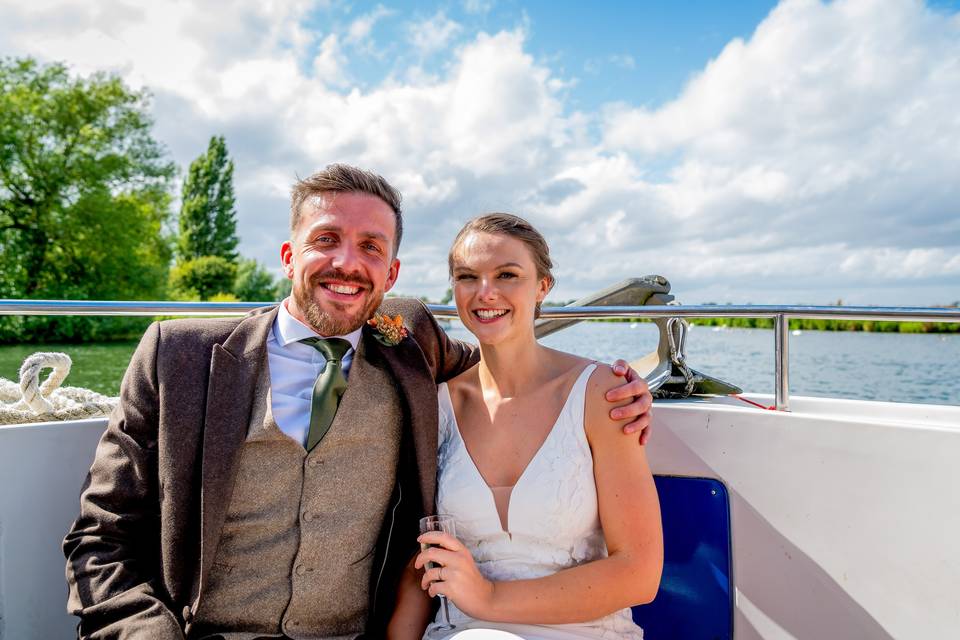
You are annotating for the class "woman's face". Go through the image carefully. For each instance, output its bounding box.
[450,231,551,346]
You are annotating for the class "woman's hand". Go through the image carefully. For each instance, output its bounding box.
[415,531,496,619]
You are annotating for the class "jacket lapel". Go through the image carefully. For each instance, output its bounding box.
[370,327,439,515]
[196,306,278,601]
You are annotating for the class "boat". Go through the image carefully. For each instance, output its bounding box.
[1,286,958,639]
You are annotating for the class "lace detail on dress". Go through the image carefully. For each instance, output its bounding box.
[429,365,644,640]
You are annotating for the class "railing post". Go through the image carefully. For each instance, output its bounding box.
[775,314,790,411]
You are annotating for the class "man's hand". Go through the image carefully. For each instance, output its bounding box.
[607,359,653,445]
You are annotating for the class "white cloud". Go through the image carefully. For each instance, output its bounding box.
[1,0,958,306]
[346,4,393,44]
[840,247,960,280]
[598,0,960,302]
[609,54,636,70]
[406,11,463,56]
[609,8,958,188]
[463,0,494,14]
[312,33,347,84]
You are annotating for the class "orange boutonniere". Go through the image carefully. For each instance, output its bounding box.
[368,313,408,346]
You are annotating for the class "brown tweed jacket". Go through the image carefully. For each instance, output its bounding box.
[63,298,477,640]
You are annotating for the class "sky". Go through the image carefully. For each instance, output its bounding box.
[1,0,959,306]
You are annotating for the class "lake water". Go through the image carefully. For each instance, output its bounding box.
[443,322,960,406]
[1,322,957,405]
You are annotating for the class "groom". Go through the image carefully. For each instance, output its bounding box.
[63,164,653,639]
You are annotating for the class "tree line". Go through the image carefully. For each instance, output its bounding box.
[590,313,960,333]
[0,57,288,343]
[682,317,960,334]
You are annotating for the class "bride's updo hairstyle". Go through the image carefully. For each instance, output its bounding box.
[448,213,555,318]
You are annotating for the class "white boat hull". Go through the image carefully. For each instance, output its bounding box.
[2,397,958,639]
[646,395,960,639]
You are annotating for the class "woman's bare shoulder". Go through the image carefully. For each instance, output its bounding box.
[542,347,594,373]
[585,362,623,401]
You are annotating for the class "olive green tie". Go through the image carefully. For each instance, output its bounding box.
[301,337,352,451]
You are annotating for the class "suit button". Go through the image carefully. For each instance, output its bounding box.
[295,563,306,576]
[302,511,314,523]
[182,605,193,622]
[285,619,299,632]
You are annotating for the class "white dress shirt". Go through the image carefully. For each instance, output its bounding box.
[267,299,362,446]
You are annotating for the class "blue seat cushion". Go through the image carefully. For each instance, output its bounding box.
[631,476,733,640]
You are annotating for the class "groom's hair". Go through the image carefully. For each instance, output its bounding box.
[290,164,404,255]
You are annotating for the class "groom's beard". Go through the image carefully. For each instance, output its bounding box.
[294,269,384,337]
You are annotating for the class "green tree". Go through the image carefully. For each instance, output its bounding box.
[274,276,292,300]
[0,57,175,342]
[177,135,238,261]
[233,258,279,301]
[170,255,237,301]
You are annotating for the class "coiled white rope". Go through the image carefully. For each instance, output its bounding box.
[0,352,118,425]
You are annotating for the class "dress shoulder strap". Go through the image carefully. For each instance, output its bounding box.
[572,362,598,403]
[436,382,456,448]
[564,362,598,430]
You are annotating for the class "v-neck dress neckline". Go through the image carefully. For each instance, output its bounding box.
[438,365,591,535]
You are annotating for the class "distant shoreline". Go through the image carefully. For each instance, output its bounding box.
[589,316,960,333]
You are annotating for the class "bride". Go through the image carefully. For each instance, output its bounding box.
[389,214,663,639]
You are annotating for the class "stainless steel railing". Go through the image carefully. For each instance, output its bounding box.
[2,299,959,411]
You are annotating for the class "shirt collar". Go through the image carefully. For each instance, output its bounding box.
[274,298,363,352]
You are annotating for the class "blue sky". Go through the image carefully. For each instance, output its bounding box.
[300,1,788,111]
[1,0,959,305]
[312,0,960,109]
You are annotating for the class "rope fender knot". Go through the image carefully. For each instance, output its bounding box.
[0,352,119,425]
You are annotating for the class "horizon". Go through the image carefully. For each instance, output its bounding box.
[2,0,959,307]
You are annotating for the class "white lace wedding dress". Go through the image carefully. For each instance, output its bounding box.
[423,364,644,640]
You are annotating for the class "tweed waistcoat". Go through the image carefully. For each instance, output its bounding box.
[193,340,402,640]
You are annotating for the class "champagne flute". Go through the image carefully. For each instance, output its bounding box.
[419,514,457,631]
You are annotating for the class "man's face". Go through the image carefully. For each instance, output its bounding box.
[281,192,400,336]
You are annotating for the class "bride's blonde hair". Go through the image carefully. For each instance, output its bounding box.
[448,213,555,317]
